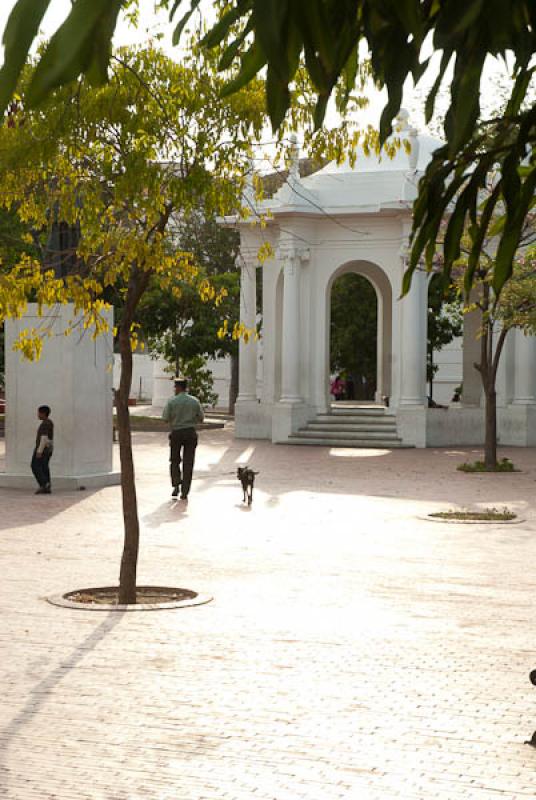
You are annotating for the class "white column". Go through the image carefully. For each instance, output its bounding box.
[0,304,119,489]
[238,259,257,401]
[399,268,427,405]
[280,248,302,402]
[375,293,384,402]
[513,329,536,404]
[462,308,482,405]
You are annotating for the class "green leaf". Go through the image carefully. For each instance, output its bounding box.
[218,23,253,72]
[379,84,403,144]
[0,0,51,113]
[171,0,202,46]
[450,0,484,34]
[220,42,266,98]
[341,47,359,106]
[26,0,122,107]
[394,0,423,36]
[424,50,452,123]
[493,167,536,295]
[265,65,291,131]
[505,66,535,117]
[445,52,484,155]
[202,2,247,49]
[252,0,290,83]
[465,182,501,293]
[313,93,329,131]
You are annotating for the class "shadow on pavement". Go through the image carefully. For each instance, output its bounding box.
[0,612,124,791]
[0,487,102,532]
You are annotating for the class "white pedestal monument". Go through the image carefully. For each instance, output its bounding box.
[151,357,174,408]
[0,304,120,490]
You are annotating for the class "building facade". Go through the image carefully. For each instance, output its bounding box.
[229,117,536,448]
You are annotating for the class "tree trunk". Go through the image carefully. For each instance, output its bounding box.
[484,384,497,469]
[117,322,140,604]
[229,350,239,415]
[428,346,434,400]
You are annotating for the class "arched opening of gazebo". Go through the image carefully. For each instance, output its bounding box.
[330,273,377,402]
[325,260,392,410]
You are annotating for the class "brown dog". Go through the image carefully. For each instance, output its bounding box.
[237,466,259,506]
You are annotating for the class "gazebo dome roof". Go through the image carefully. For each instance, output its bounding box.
[268,119,443,216]
[310,132,443,177]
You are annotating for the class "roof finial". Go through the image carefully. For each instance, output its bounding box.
[395,108,410,132]
[242,153,257,210]
[408,123,420,170]
[288,133,300,184]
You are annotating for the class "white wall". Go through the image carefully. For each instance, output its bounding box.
[207,355,231,409]
[115,352,234,409]
[432,336,463,405]
[2,304,117,487]
[113,353,154,400]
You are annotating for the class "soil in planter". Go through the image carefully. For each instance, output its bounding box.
[457,458,518,473]
[429,508,516,521]
[66,586,197,605]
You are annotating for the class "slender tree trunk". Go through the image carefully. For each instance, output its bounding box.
[229,350,239,415]
[116,207,171,603]
[479,309,508,471]
[174,328,180,377]
[428,346,434,400]
[116,270,152,604]
[117,321,140,604]
[484,384,497,469]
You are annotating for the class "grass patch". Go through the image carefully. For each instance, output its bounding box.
[113,415,224,433]
[429,506,516,521]
[118,415,168,432]
[457,457,517,473]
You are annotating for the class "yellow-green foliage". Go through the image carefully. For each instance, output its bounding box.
[0,44,268,357]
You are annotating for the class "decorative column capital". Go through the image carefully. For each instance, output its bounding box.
[277,241,310,273]
[399,242,410,263]
[239,248,261,270]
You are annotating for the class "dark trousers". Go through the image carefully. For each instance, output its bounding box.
[31,448,52,488]
[169,428,198,497]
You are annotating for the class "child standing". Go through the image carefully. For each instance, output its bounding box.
[31,405,54,494]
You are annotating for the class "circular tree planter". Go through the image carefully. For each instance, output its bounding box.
[47,585,213,611]
[456,458,521,474]
[420,509,524,525]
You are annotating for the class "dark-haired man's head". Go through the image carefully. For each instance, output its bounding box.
[37,405,51,420]
[174,378,187,394]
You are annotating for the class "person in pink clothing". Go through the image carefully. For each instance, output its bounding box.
[330,375,345,401]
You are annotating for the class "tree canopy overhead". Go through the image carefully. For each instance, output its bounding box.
[0,42,267,603]
[0,0,535,298]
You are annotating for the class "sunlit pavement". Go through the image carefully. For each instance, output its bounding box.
[1,428,536,799]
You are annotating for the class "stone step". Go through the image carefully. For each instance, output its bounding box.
[307,421,397,432]
[285,406,408,448]
[287,436,410,448]
[329,407,388,416]
[294,426,398,439]
[303,426,398,436]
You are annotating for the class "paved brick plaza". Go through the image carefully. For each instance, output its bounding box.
[1,427,536,799]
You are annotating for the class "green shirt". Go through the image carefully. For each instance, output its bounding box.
[162,392,204,430]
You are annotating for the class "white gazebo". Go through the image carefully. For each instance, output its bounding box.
[229,114,536,448]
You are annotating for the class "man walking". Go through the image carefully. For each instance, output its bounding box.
[31,405,54,494]
[162,378,204,501]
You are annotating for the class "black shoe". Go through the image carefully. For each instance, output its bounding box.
[180,495,188,501]
[35,487,47,495]
[171,486,180,497]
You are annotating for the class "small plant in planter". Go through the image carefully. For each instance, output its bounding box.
[457,457,517,473]
[429,506,516,521]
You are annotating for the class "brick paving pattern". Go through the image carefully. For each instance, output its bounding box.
[1,429,536,799]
